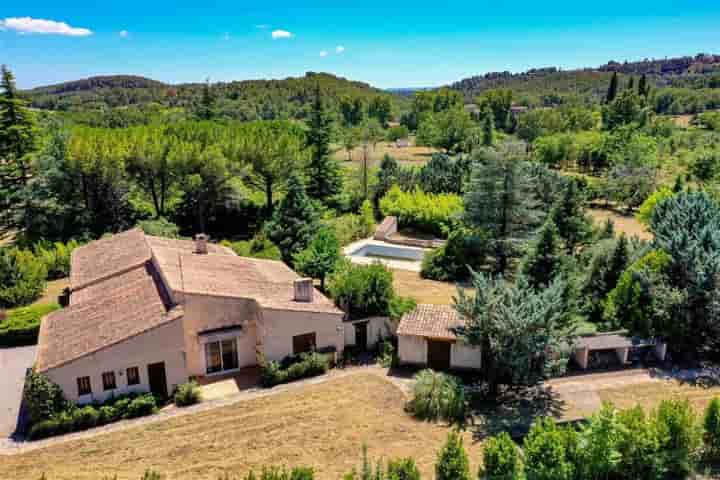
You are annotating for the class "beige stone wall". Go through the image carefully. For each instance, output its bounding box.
[451,341,481,370]
[344,317,396,348]
[259,309,344,362]
[182,294,259,377]
[398,334,427,365]
[44,318,187,404]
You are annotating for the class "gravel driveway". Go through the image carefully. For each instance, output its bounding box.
[0,346,36,438]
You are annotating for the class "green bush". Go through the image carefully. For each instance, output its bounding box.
[221,233,282,260]
[0,247,48,308]
[0,303,60,347]
[260,352,330,387]
[480,432,524,480]
[98,405,119,424]
[23,372,70,426]
[379,186,463,237]
[387,457,420,480]
[72,405,100,430]
[323,213,368,247]
[421,227,487,281]
[327,261,396,319]
[174,381,202,407]
[616,405,664,480]
[435,431,470,480]
[406,369,467,424]
[28,418,62,440]
[124,394,158,418]
[245,466,315,480]
[523,417,574,480]
[138,217,181,238]
[636,187,673,226]
[705,398,720,459]
[656,399,703,478]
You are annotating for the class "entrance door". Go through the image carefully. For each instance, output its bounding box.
[354,322,368,350]
[147,362,168,398]
[427,340,452,371]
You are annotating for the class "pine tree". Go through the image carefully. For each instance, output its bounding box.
[0,65,39,234]
[464,150,542,273]
[606,234,629,289]
[627,76,635,91]
[481,107,495,146]
[306,83,342,202]
[638,74,648,97]
[550,180,593,254]
[606,72,619,103]
[266,174,319,265]
[435,432,470,480]
[521,220,564,288]
[193,79,216,120]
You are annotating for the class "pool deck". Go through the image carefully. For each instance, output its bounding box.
[343,239,430,272]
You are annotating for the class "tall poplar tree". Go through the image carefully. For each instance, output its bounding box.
[606,72,619,103]
[305,83,342,203]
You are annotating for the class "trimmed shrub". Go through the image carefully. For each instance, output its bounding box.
[480,432,524,480]
[0,303,60,347]
[436,431,470,480]
[260,352,330,388]
[174,381,202,407]
[124,394,158,418]
[407,369,467,424]
[72,406,100,430]
[704,398,720,459]
[0,247,48,308]
[23,372,69,426]
[28,418,63,440]
[98,405,119,424]
[523,417,574,480]
[379,186,463,237]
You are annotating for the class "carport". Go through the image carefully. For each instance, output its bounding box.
[574,333,667,370]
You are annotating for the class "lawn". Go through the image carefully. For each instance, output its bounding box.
[0,374,483,480]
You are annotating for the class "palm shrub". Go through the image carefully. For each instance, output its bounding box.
[436,431,470,480]
[480,432,525,480]
[174,381,202,407]
[704,398,720,459]
[522,418,574,480]
[406,369,467,424]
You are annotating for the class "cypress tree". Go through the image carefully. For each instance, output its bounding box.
[627,76,635,91]
[265,173,319,265]
[481,107,495,146]
[521,220,564,288]
[435,432,470,480]
[638,74,648,97]
[606,72,619,103]
[306,83,342,203]
[606,234,629,289]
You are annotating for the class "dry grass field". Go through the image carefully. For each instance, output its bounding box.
[391,269,468,305]
[598,378,720,413]
[586,207,652,241]
[332,139,437,166]
[0,374,483,480]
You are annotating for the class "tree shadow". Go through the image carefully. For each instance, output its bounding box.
[469,384,567,441]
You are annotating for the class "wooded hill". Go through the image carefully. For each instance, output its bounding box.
[25,72,409,121]
[450,53,720,104]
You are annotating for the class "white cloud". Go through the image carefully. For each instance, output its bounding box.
[119,30,128,38]
[0,17,93,37]
[335,45,345,54]
[319,51,328,57]
[271,29,293,39]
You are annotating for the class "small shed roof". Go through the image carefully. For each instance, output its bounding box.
[397,304,464,341]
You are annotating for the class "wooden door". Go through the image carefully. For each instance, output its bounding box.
[427,340,451,371]
[147,362,168,398]
[354,322,368,350]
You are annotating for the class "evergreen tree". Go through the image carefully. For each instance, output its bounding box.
[599,218,615,240]
[627,76,635,91]
[193,79,217,120]
[672,174,686,193]
[0,65,39,234]
[464,150,542,273]
[435,432,470,480]
[606,72,619,103]
[550,180,593,254]
[638,74,649,97]
[374,154,400,207]
[607,234,629,288]
[521,220,564,288]
[306,83,342,202]
[481,107,495,146]
[266,174,319,265]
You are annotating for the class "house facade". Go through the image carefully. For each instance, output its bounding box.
[397,304,481,371]
[36,229,344,404]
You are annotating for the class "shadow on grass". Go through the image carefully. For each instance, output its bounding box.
[469,385,567,440]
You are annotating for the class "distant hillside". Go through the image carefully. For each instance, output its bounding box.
[450,53,720,103]
[25,72,409,120]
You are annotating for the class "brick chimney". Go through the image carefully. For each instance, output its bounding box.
[194,233,209,254]
[293,278,314,303]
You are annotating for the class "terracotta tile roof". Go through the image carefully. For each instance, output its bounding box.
[37,264,182,372]
[70,228,151,291]
[397,304,465,341]
[178,254,342,314]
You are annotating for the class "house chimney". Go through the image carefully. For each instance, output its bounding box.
[194,233,208,254]
[294,278,314,303]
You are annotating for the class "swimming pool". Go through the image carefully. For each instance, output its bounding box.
[344,240,428,271]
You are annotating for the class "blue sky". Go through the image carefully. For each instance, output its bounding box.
[2,0,719,89]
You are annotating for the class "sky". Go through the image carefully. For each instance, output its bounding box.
[1,1,720,90]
